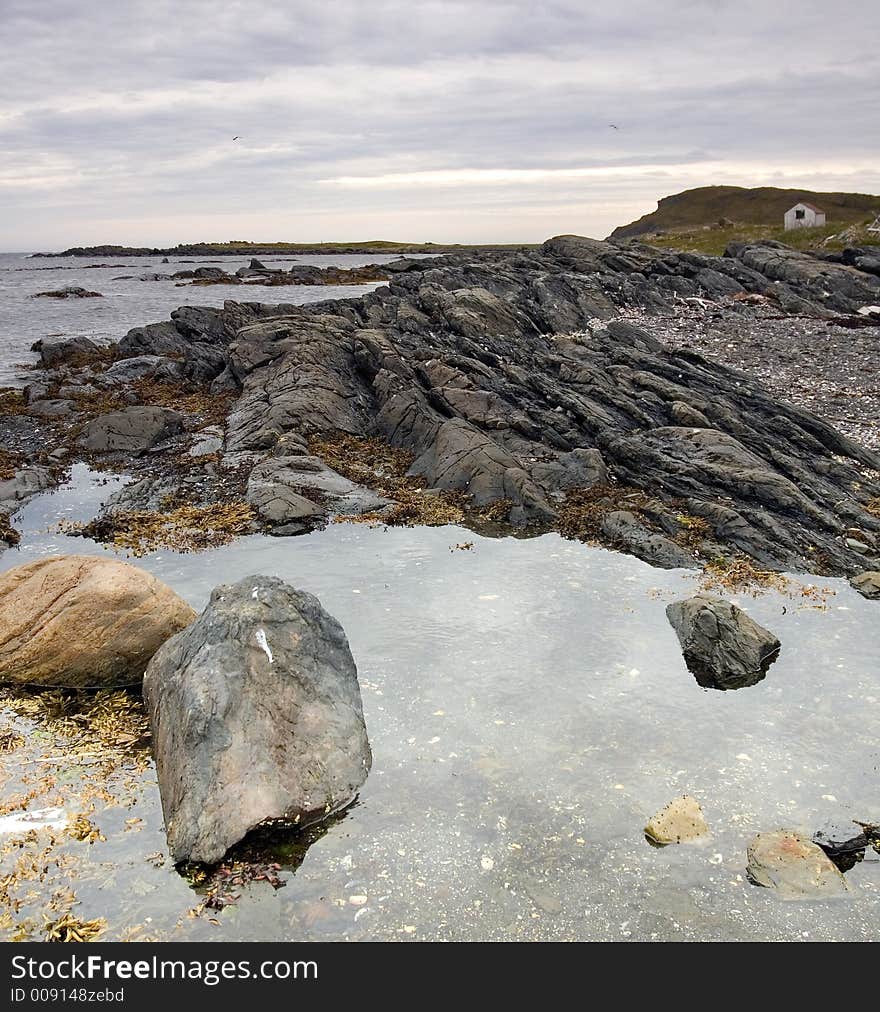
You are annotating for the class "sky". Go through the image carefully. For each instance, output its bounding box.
[1,0,878,250]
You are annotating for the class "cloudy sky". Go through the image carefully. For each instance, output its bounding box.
[1,0,878,249]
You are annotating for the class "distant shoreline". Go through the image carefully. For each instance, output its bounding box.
[28,241,539,259]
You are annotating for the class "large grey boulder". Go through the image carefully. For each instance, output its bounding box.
[666,594,780,690]
[80,406,184,454]
[143,575,372,864]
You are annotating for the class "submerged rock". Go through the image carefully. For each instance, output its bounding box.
[746,831,849,899]
[143,575,372,864]
[0,556,196,687]
[31,286,102,300]
[812,821,868,871]
[645,795,709,845]
[850,571,880,599]
[666,594,780,690]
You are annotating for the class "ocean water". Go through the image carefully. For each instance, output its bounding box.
[0,251,414,386]
[1,467,878,941]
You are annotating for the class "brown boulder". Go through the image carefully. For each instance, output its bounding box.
[746,830,849,899]
[0,556,196,687]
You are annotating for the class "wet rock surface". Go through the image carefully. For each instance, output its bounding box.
[0,555,196,687]
[143,574,372,864]
[666,594,781,690]
[746,830,849,899]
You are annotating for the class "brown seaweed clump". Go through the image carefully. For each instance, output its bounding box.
[44,913,107,942]
[312,433,468,527]
[66,500,256,556]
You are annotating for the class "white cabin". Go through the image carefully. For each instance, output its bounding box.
[784,202,826,230]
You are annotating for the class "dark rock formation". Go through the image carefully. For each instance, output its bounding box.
[812,821,868,871]
[34,335,101,368]
[27,233,880,574]
[143,575,372,864]
[31,286,102,299]
[80,406,184,455]
[666,595,780,690]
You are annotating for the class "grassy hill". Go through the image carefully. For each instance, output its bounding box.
[610,185,880,252]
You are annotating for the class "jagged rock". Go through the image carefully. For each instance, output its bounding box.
[850,571,880,599]
[80,406,184,455]
[0,556,196,687]
[103,355,185,384]
[246,478,323,525]
[812,822,868,870]
[188,427,224,457]
[601,510,697,569]
[248,455,388,518]
[0,466,55,515]
[36,335,100,367]
[746,831,849,898]
[26,398,76,418]
[31,286,102,300]
[666,595,780,689]
[143,575,372,864]
[54,233,880,574]
[645,795,709,845]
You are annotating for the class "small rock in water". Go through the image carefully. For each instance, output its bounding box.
[644,795,709,846]
[746,831,849,899]
[666,594,780,690]
[850,571,880,600]
[143,574,372,864]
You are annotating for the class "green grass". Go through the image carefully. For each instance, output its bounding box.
[636,219,878,257]
[611,185,880,242]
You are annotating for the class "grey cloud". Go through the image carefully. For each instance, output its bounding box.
[1,0,877,247]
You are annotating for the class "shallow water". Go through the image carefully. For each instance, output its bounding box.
[0,251,418,386]
[1,465,879,941]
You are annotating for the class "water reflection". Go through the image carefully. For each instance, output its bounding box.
[1,466,880,941]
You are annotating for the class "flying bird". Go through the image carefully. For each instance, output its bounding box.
[608,124,619,130]
[232,135,241,141]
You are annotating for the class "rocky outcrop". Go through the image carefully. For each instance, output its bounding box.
[31,286,102,299]
[0,556,196,687]
[143,575,372,864]
[746,831,849,898]
[34,335,101,368]
[26,234,880,574]
[645,795,709,845]
[666,595,780,690]
[80,406,185,455]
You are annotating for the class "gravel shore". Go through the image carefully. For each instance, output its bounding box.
[622,301,880,450]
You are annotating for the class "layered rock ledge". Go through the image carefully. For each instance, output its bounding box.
[3,235,880,575]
